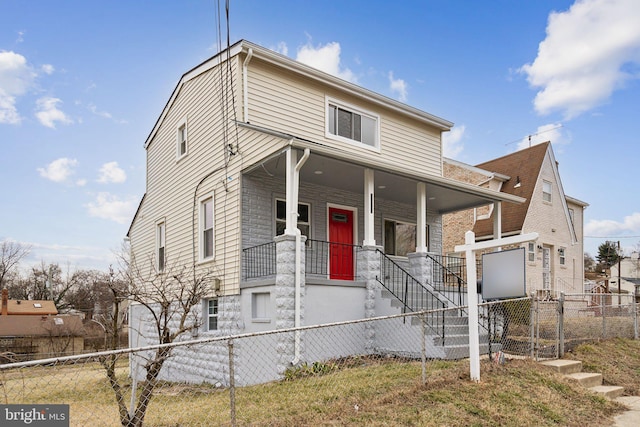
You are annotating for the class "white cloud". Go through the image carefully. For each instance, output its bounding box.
[296,41,357,83]
[388,71,408,102]
[85,192,137,224]
[35,96,73,128]
[98,161,127,184]
[37,157,78,183]
[0,50,36,124]
[41,64,54,75]
[520,0,640,118]
[585,212,640,237]
[88,103,113,119]
[516,123,567,151]
[273,41,288,56]
[442,125,466,159]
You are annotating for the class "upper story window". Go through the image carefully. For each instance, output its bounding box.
[542,180,552,203]
[156,220,166,271]
[275,199,310,238]
[326,98,379,149]
[200,194,214,261]
[177,117,188,159]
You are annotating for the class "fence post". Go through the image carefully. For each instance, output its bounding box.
[634,295,638,340]
[529,292,536,359]
[421,313,427,385]
[601,294,607,339]
[558,292,565,358]
[228,339,236,427]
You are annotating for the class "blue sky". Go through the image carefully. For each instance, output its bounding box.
[2,0,639,271]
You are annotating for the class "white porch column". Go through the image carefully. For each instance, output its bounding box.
[285,148,298,235]
[363,168,376,246]
[416,182,428,253]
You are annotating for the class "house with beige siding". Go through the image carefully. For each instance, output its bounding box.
[126,40,524,385]
[443,142,588,298]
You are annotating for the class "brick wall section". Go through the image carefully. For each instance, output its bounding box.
[442,161,490,256]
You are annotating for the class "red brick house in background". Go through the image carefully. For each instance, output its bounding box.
[0,289,84,361]
[443,142,588,297]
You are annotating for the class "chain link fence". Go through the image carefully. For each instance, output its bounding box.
[1,294,638,426]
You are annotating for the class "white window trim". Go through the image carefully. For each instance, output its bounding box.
[527,242,536,263]
[325,96,380,152]
[176,116,188,161]
[558,247,566,266]
[156,218,166,272]
[198,193,215,262]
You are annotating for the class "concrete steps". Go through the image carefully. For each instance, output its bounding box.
[541,359,625,399]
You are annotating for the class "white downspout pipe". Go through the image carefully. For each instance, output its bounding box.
[291,148,310,366]
[243,48,253,123]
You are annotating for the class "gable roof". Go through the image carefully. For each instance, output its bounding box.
[473,142,550,238]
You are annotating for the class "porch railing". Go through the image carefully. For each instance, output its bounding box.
[376,250,446,338]
[426,254,483,306]
[243,242,277,280]
[242,239,361,280]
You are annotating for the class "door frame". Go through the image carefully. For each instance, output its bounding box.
[326,204,358,279]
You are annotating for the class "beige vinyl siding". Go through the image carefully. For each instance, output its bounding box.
[133,58,247,296]
[246,59,443,176]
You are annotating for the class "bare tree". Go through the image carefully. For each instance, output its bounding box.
[102,249,215,427]
[0,240,31,287]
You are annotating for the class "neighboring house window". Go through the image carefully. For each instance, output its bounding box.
[207,299,218,331]
[384,220,429,256]
[527,242,535,262]
[542,180,552,203]
[251,292,271,322]
[177,118,188,158]
[327,99,378,148]
[156,220,166,271]
[559,248,566,266]
[275,199,310,238]
[200,195,214,260]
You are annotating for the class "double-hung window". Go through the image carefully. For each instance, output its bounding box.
[207,299,218,331]
[542,180,552,203]
[558,248,566,266]
[200,195,214,260]
[156,220,166,271]
[177,117,188,159]
[275,199,310,238]
[527,242,536,262]
[327,99,378,149]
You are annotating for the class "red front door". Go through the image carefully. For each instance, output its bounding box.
[329,207,354,280]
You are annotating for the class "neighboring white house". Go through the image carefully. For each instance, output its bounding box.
[443,142,588,298]
[126,40,524,385]
[610,252,640,297]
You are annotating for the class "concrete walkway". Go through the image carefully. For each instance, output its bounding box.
[613,396,640,426]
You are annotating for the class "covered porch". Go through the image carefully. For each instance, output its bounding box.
[240,140,521,310]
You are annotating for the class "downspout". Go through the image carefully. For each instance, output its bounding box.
[291,147,310,365]
[243,48,253,123]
